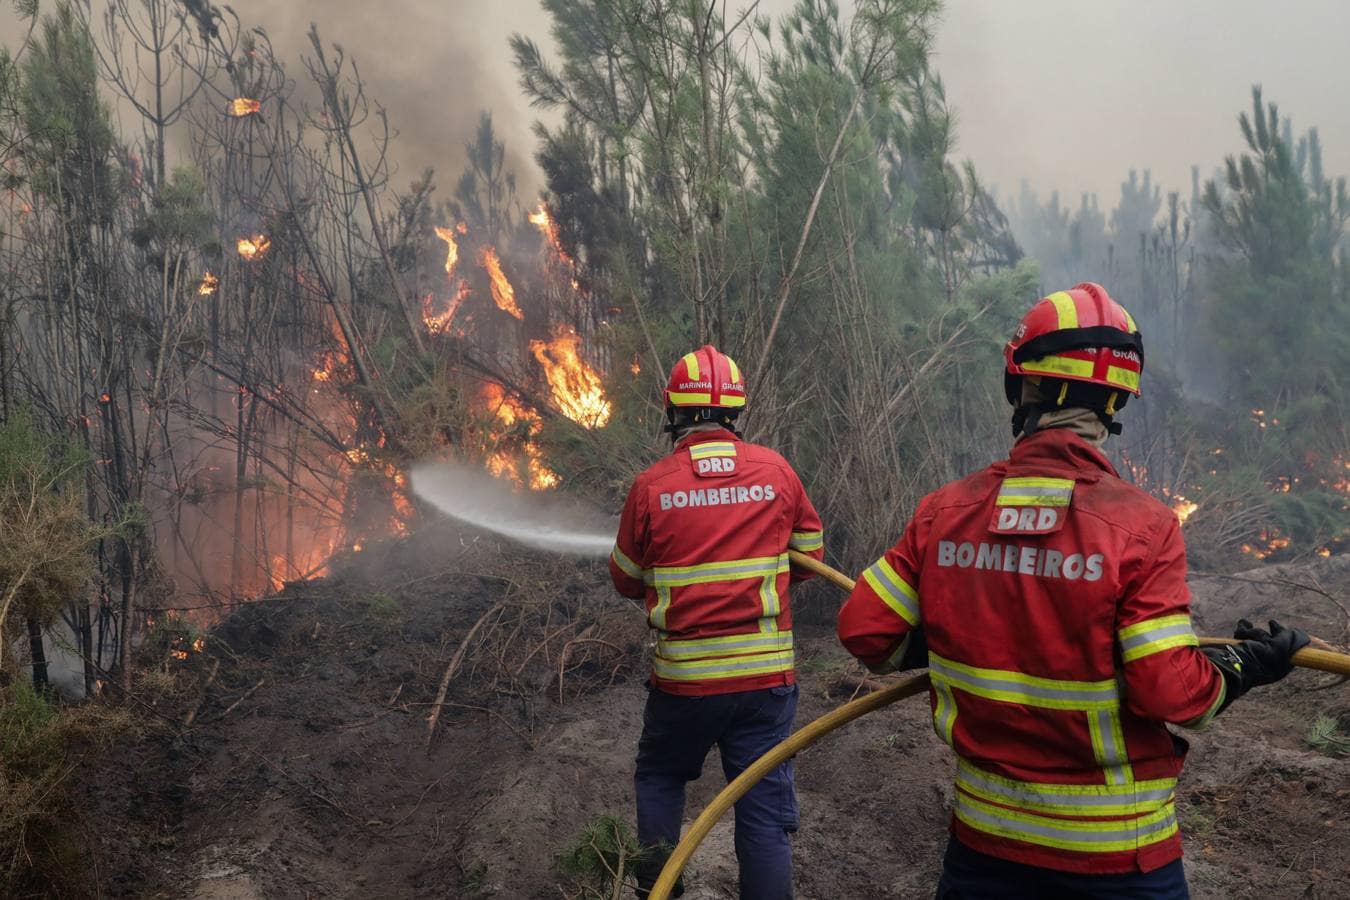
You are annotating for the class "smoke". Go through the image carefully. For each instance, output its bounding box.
[410,461,616,557]
[935,0,1350,204]
[218,0,543,195]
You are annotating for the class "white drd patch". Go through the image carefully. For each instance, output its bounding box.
[696,457,736,475]
[659,483,777,510]
[936,540,1104,582]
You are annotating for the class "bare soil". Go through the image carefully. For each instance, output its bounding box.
[72,529,1350,899]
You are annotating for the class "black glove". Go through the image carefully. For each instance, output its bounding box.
[899,626,929,671]
[1201,618,1309,713]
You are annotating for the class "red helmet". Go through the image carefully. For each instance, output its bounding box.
[1004,282,1143,406]
[664,344,746,410]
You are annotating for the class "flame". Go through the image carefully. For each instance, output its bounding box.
[192,637,205,653]
[422,283,470,334]
[198,272,219,296]
[482,383,558,490]
[1172,497,1198,525]
[238,235,271,260]
[481,247,524,320]
[530,202,576,270]
[529,330,611,428]
[434,226,460,275]
[630,358,642,376]
[228,98,262,117]
[1242,528,1291,560]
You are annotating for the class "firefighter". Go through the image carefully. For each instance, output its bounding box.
[610,344,824,900]
[838,283,1309,899]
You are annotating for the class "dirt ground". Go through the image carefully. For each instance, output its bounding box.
[73,525,1350,899]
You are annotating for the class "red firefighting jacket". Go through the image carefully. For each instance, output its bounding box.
[610,428,824,696]
[838,428,1224,875]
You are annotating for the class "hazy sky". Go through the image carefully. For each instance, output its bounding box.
[4,1,1347,209]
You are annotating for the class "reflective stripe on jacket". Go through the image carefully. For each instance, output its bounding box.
[609,428,824,696]
[837,428,1224,874]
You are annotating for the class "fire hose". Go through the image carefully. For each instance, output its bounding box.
[647,550,1350,900]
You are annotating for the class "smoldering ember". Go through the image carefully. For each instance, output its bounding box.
[0,1,1347,898]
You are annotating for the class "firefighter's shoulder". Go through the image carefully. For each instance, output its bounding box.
[736,440,801,474]
[631,451,687,489]
[924,461,1007,514]
[1075,471,1178,537]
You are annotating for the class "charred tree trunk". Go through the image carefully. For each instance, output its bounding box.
[27,618,48,691]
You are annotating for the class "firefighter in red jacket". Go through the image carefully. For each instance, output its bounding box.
[838,283,1308,898]
[610,345,823,900]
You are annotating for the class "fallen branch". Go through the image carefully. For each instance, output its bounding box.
[208,678,266,723]
[425,602,504,751]
[181,658,222,727]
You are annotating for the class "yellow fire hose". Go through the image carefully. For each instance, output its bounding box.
[647,550,1350,900]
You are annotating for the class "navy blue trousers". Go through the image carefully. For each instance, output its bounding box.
[634,684,799,900]
[935,837,1190,899]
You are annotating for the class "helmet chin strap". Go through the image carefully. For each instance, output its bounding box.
[666,407,741,442]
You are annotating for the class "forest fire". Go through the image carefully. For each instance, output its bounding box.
[1172,496,1199,525]
[423,226,469,333]
[198,272,219,296]
[228,98,262,117]
[481,247,524,320]
[482,383,559,490]
[530,329,611,428]
[421,287,468,335]
[237,235,271,260]
[529,202,574,268]
[435,225,460,274]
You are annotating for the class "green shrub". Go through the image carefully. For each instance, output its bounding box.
[557,814,644,900]
[0,681,136,896]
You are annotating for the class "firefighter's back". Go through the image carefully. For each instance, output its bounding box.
[916,429,1195,873]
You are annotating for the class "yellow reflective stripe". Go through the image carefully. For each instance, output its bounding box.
[648,554,788,587]
[689,442,737,460]
[788,530,823,552]
[1000,477,1075,489]
[1181,677,1226,731]
[1123,309,1138,333]
[758,570,781,619]
[668,390,713,406]
[652,649,793,681]
[1118,614,1198,663]
[861,558,920,626]
[996,478,1074,508]
[956,759,1175,816]
[657,630,792,660]
[996,494,1073,507]
[928,652,1118,711]
[954,794,1179,853]
[727,358,741,383]
[719,394,746,407]
[610,543,644,579]
[682,352,700,380]
[932,678,957,746]
[1020,355,1096,379]
[651,585,673,630]
[1087,709,1134,785]
[1047,291,1079,330]
[1105,365,1140,391]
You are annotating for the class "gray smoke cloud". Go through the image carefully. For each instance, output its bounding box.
[218,0,543,196]
[1,1,1345,246]
[935,0,1350,203]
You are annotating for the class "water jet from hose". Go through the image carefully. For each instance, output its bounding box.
[410,461,615,557]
